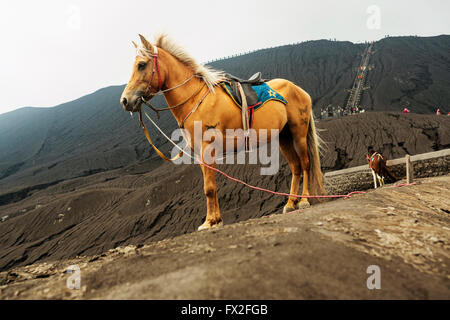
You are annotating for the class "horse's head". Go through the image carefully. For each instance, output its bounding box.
[366,146,375,162]
[120,34,164,112]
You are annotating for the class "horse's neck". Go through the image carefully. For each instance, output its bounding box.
[161,55,203,125]
[368,152,379,169]
[369,152,387,172]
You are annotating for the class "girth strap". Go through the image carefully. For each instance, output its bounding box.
[237,82,251,151]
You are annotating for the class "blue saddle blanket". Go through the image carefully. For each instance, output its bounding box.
[221,82,288,111]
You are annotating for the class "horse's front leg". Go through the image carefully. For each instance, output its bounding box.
[371,169,378,188]
[198,160,223,231]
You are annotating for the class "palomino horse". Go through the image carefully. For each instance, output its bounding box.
[120,34,325,230]
[366,147,398,188]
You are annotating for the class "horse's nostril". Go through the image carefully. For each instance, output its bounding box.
[122,97,128,106]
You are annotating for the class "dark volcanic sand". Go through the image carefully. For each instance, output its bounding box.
[0,113,449,272]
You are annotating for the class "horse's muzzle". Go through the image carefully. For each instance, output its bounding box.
[121,96,141,112]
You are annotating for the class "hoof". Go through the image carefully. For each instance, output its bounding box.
[198,220,223,231]
[296,201,310,209]
[283,206,296,214]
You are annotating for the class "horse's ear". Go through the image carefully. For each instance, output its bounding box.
[132,41,138,48]
[139,34,151,50]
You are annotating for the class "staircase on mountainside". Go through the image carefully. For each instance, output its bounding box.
[345,41,374,113]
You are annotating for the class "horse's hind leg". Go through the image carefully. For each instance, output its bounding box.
[377,174,383,187]
[279,127,302,213]
[287,116,311,209]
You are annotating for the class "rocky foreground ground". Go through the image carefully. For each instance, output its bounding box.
[0,175,449,299]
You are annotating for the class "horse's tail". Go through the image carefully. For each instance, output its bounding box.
[307,111,325,196]
[384,165,398,182]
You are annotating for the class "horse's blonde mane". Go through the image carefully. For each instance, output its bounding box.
[137,33,224,92]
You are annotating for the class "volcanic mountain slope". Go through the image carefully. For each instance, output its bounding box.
[210,35,450,113]
[0,89,174,197]
[1,110,449,208]
[319,112,450,170]
[210,39,360,109]
[360,35,450,113]
[1,35,449,199]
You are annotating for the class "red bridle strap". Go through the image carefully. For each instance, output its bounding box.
[154,54,162,92]
[143,45,162,97]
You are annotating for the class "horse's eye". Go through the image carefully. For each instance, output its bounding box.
[138,62,147,71]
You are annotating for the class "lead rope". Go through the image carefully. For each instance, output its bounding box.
[142,108,418,199]
[137,83,208,161]
[138,108,184,162]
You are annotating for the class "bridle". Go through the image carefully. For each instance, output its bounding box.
[142,45,197,99]
[134,44,211,162]
[142,44,162,98]
[138,44,208,121]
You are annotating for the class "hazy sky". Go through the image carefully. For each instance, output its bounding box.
[0,0,448,114]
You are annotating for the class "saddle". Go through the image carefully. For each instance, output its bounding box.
[223,72,267,150]
[224,72,266,107]
[226,72,264,84]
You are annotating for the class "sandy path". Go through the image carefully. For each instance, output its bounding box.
[1,175,448,299]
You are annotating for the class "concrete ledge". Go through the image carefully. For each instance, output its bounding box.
[387,148,450,166]
[325,148,450,177]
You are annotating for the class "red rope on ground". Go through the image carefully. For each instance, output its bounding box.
[392,182,417,187]
[199,161,417,200]
[199,161,366,199]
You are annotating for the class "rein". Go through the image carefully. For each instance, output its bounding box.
[137,107,184,162]
[141,82,207,120]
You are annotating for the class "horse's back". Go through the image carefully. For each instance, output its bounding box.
[267,79,312,109]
